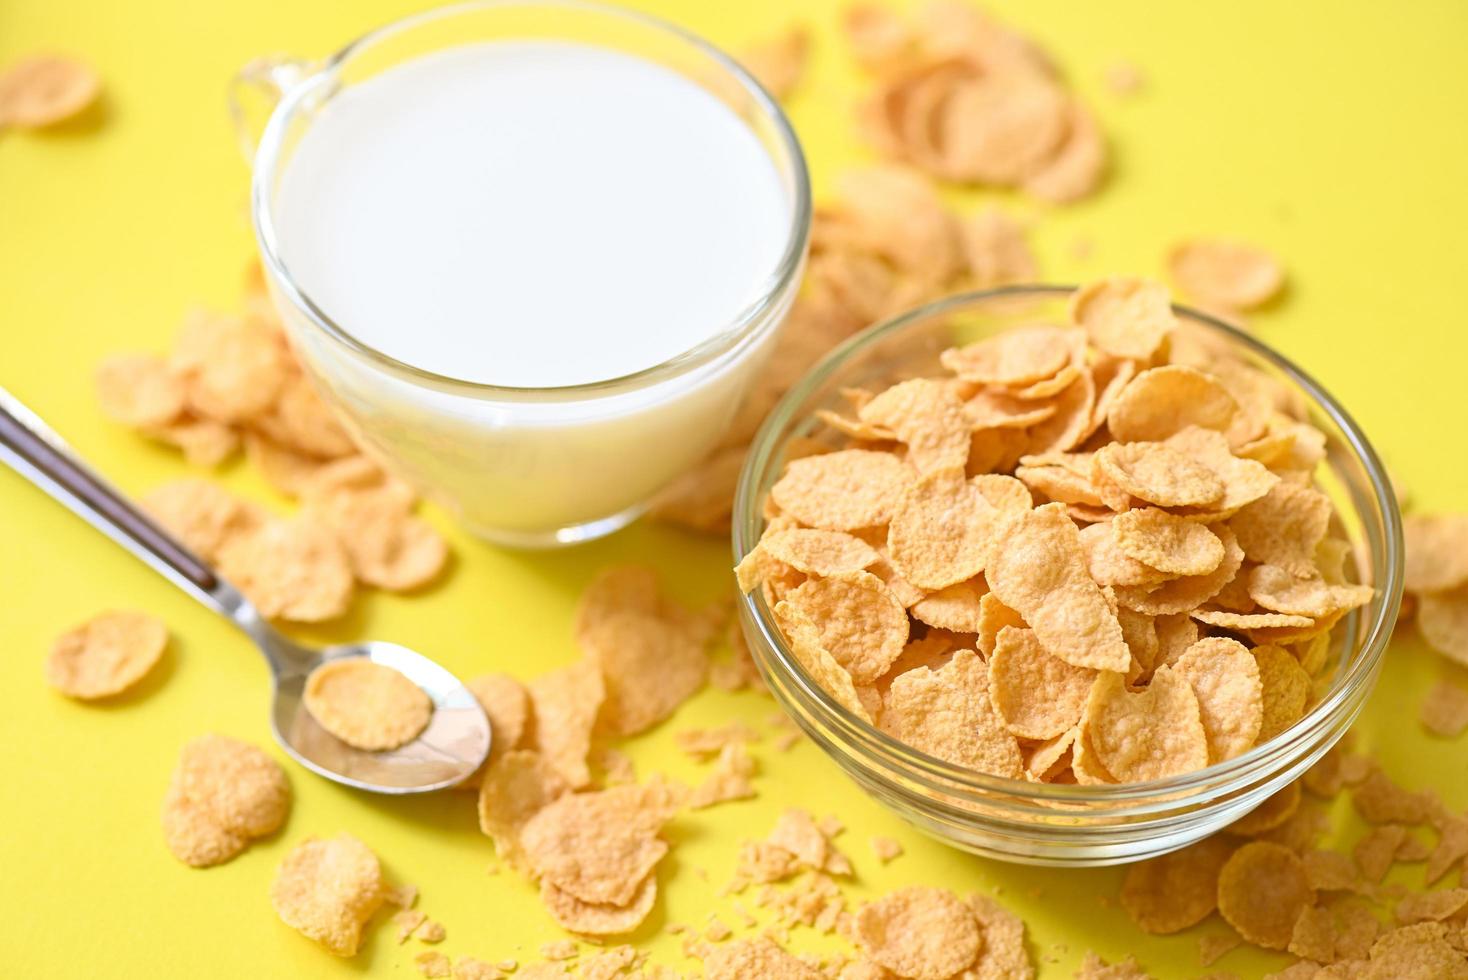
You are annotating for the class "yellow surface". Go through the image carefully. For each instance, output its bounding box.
[3,0,1467,976]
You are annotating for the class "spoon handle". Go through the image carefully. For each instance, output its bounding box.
[0,386,249,618]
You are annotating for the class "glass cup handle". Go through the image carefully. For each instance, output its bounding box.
[227,55,312,163]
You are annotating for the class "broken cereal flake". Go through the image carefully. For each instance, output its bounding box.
[988,625,1095,740]
[161,734,289,868]
[1166,239,1284,312]
[857,378,971,474]
[1069,277,1175,361]
[540,872,657,937]
[1103,60,1146,97]
[871,837,903,864]
[415,951,452,977]
[676,721,761,760]
[218,516,355,622]
[1120,835,1235,934]
[1073,951,1153,979]
[582,607,708,737]
[476,750,569,869]
[986,503,1130,672]
[759,528,881,579]
[463,673,531,778]
[526,660,604,788]
[46,609,167,700]
[1420,680,1468,737]
[704,938,823,980]
[1197,933,1241,967]
[740,26,809,101]
[1216,841,1315,950]
[393,907,427,943]
[766,808,830,870]
[966,893,1034,979]
[143,480,265,561]
[270,834,383,957]
[855,885,981,980]
[961,207,1037,288]
[1418,587,1468,667]
[452,958,501,980]
[416,919,445,943]
[1084,666,1208,781]
[1254,644,1312,742]
[95,353,186,428]
[520,784,670,907]
[540,939,579,961]
[1352,770,1432,826]
[1227,781,1302,837]
[688,742,757,810]
[1403,514,1468,593]
[879,649,1022,778]
[775,600,876,722]
[303,658,432,751]
[783,571,908,685]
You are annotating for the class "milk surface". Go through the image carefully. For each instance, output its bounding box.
[274,41,791,388]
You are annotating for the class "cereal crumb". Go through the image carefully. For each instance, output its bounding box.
[870,837,903,863]
[415,951,452,977]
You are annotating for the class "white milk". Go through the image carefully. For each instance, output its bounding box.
[263,41,801,543]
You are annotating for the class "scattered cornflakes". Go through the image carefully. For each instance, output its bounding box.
[415,951,452,977]
[303,657,433,751]
[871,837,903,864]
[1120,835,1234,934]
[741,26,810,101]
[1420,680,1468,737]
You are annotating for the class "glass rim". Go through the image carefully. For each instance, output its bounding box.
[249,0,812,399]
[732,283,1404,808]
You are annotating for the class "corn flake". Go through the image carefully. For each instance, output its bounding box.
[303,658,432,752]
[1084,666,1208,782]
[1173,637,1263,763]
[1120,835,1235,934]
[527,661,605,789]
[1404,514,1468,594]
[888,466,999,590]
[785,571,909,684]
[1069,277,1175,361]
[1114,508,1226,577]
[46,609,167,700]
[855,885,981,980]
[270,834,384,957]
[989,626,1095,739]
[218,516,354,622]
[880,649,1022,778]
[1167,239,1285,312]
[161,734,289,868]
[1216,841,1315,950]
[770,449,915,531]
[986,503,1130,672]
[0,54,100,128]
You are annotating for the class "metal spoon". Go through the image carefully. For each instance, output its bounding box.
[0,387,489,793]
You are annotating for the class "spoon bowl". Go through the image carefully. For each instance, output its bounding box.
[0,386,490,794]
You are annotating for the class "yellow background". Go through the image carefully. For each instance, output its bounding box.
[3,0,1467,976]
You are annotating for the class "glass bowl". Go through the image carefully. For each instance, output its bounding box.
[732,285,1402,867]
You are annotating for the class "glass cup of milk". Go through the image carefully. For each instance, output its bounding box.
[236,0,810,547]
